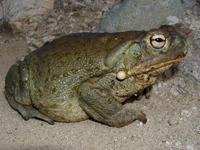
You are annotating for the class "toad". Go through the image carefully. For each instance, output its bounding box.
[5,24,189,127]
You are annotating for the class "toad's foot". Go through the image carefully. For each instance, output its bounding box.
[5,90,54,124]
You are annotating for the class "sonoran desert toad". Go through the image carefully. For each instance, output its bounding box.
[5,24,189,127]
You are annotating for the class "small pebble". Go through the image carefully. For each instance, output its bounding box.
[48,18,58,23]
[186,145,194,150]
[54,1,64,9]
[23,22,38,32]
[175,141,182,146]
[11,22,23,32]
[49,10,58,17]
[42,35,55,43]
[180,110,189,116]
[167,16,180,25]
[27,31,35,37]
[165,141,172,145]
[29,16,43,23]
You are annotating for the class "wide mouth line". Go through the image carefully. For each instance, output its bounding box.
[127,56,185,75]
[137,56,185,69]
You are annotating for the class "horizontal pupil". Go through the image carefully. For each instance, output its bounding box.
[155,38,164,42]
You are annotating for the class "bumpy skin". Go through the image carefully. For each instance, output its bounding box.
[5,25,188,127]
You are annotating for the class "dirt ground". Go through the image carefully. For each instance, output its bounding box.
[0,0,200,149]
[0,28,199,150]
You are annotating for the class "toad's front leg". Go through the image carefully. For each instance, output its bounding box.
[77,77,147,127]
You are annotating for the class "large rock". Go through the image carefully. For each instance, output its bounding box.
[96,0,185,32]
[0,0,54,32]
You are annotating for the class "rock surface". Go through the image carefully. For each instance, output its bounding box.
[96,0,185,32]
[0,0,54,32]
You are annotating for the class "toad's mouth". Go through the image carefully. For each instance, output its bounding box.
[127,55,186,76]
[116,53,186,80]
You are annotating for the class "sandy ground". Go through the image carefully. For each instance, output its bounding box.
[0,28,199,150]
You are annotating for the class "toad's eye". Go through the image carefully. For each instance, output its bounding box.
[150,34,166,49]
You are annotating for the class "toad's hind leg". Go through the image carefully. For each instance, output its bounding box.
[5,63,54,124]
[5,90,54,124]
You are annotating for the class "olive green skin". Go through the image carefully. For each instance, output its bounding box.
[5,25,187,127]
